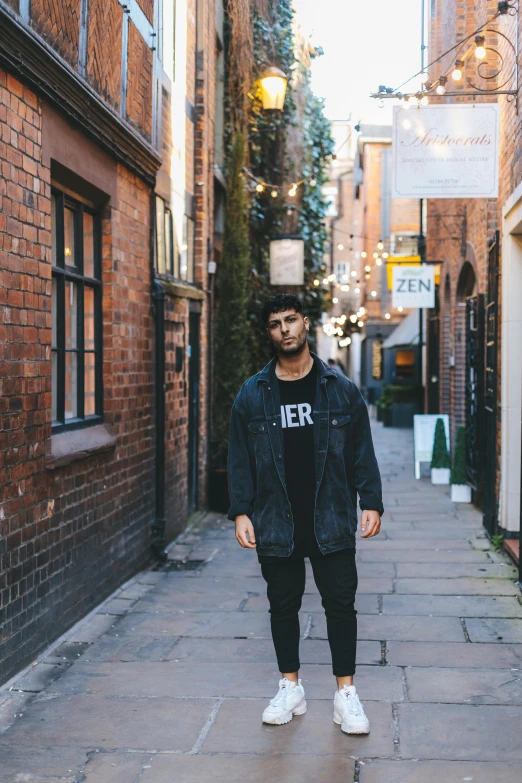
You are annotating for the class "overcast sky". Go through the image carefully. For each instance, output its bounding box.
[293,0,424,125]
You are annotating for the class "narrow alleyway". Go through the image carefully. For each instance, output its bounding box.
[1,424,521,782]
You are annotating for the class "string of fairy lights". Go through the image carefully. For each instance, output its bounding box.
[244,168,408,345]
[244,169,317,198]
[319,236,407,343]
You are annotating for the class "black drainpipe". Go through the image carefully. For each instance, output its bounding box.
[151,191,167,560]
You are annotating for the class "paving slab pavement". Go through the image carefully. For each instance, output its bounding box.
[1,422,521,782]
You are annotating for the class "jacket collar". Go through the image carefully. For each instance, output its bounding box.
[256,351,337,383]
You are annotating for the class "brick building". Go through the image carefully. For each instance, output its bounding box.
[425,0,521,554]
[352,125,421,401]
[0,0,222,683]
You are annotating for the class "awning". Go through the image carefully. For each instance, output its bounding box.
[382,310,419,348]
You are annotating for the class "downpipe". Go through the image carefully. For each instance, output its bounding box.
[151,279,168,562]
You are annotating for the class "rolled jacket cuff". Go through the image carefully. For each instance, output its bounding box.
[227,502,252,521]
[359,496,384,516]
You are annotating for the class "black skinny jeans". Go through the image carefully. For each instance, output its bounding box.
[261,548,358,677]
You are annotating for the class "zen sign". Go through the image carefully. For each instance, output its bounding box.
[392,265,435,309]
[392,104,500,199]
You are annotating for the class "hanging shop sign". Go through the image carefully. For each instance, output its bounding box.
[392,104,500,199]
[392,265,435,309]
[270,236,304,286]
[386,256,421,289]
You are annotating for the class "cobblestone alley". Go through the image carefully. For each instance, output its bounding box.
[1,423,521,782]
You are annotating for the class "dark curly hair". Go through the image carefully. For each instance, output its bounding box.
[261,294,304,327]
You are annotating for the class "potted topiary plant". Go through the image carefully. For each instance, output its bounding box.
[451,426,471,502]
[431,418,450,484]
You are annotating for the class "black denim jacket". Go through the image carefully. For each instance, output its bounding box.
[227,353,384,558]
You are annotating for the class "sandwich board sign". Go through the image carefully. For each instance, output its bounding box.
[413,414,450,479]
[392,265,435,309]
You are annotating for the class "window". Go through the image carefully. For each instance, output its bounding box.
[180,214,195,282]
[155,196,179,276]
[335,262,350,282]
[392,233,418,256]
[396,349,415,379]
[51,190,102,432]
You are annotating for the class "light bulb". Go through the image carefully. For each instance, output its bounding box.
[377,240,384,250]
[475,35,486,59]
[337,243,344,251]
[420,95,429,107]
[355,287,360,294]
[351,270,357,277]
[361,251,367,259]
[314,279,320,286]
[309,178,316,186]
[371,290,377,297]
[288,186,297,197]
[365,265,371,272]
[373,252,379,259]
[397,305,404,312]
[333,297,338,304]
[271,189,278,198]
[376,258,383,267]
[436,75,448,95]
[452,60,463,81]
[350,314,357,323]
[358,320,364,328]
[382,251,388,259]
[256,183,264,193]
[385,313,391,320]
[322,278,329,285]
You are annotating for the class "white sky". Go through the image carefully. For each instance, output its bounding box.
[293,0,424,125]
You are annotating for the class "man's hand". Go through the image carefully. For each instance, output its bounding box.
[360,510,381,538]
[235,514,257,549]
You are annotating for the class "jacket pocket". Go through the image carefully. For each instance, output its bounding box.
[329,413,351,452]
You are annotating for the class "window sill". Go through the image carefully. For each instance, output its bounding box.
[45,423,116,469]
[160,279,206,300]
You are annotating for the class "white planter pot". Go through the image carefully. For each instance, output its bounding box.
[431,467,450,485]
[451,483,472,503]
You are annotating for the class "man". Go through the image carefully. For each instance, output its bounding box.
[227,294,383,735]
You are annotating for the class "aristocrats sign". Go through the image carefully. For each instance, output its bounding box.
[392,104,499,199]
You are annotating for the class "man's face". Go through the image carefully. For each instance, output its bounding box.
[266,309,309,356]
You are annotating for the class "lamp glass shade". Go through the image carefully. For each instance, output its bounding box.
[260,67,288,111]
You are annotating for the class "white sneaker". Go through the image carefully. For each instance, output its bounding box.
[262,678,307,725]
[333,685,370,734]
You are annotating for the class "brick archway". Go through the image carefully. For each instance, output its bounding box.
[453,259,477,435]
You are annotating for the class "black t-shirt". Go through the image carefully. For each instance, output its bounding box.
[258,362,321,563]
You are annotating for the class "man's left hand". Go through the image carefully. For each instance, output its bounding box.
[360,510,381,538]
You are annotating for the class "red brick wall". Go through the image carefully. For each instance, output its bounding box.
[86,0,123,110]
[126,20,154,142]
[426,0,509,474]
[0,71,155,683]
[31,0,81,70]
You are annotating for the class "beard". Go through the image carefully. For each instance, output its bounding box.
[274,327,308,356]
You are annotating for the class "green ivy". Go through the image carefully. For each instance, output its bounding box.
[244,1,334,374]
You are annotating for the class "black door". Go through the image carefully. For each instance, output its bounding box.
[187,310,200,513]
[483,232,500,536]
[465,295,485,498]
[427,285,440,413]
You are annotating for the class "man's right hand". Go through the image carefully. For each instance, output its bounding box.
[235,514,256,549]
